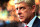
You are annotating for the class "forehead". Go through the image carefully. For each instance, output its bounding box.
[15,2,28,8]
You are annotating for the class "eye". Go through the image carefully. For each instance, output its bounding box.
[20,7,26,10]
[16,8,18,10]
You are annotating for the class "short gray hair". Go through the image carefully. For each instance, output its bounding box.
[14,0,35,8]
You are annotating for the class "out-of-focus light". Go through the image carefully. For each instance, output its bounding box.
[7,6,13,11]
[14,0,17,3]
[10,0,14,1]
[35,0,39,5]
[38,16,40,19]
[0,22,4,25]
[0,11,2,18]
[0,10,8,21]
[9,0,15,6]
[8,16,14,21]
[5,20,11,24]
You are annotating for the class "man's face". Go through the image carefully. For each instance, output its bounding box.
[15,2,35,22]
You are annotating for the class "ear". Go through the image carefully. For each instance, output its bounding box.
[32,5,36,13]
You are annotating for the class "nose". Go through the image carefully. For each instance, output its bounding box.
[18,10,22,15]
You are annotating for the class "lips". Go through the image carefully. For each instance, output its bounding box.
[19,16,23,19]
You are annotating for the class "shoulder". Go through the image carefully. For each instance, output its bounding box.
[36,17,40,27]
[34,17,40,24]
[32,17,40,27]
[36,17,40,22]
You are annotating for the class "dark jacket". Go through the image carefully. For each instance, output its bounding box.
[18,17,40,27]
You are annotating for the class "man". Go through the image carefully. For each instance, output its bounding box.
[14,0,40,27]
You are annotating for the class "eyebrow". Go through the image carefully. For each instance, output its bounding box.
[20,6,25,8]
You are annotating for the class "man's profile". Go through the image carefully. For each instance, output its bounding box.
[14,0,40,27]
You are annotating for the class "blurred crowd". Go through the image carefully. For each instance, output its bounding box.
[0,0,19,27]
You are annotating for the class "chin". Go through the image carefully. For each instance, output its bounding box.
[19,19,25,22]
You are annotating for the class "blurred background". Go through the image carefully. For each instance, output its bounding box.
[0,0,40,27]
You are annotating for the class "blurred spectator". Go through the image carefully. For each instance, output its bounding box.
[0,5,6,27]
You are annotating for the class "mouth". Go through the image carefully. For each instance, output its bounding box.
[19,16,24,19]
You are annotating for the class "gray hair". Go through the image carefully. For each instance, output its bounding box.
[14,0,35,8]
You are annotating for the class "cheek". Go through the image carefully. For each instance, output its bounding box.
[16,10,18,14]
[22,11,28,18]
[16,11,18,17]
[23,10,29,16]
[23,10,32,18]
